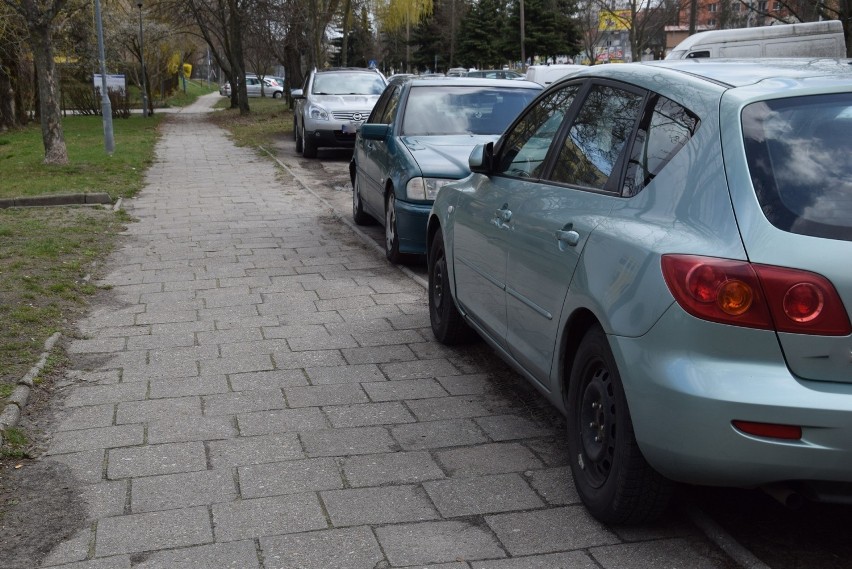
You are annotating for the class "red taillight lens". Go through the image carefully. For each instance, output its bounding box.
[661,255,851,335]
[732,420,802,440]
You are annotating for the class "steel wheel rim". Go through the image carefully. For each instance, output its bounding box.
[432,253,446,322]
[385,196,396,252]
[578,359,616,488]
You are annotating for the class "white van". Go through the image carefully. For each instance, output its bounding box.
[666,20,846,59]
[524,64,588,86]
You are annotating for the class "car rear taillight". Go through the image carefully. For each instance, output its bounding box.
[661,255,851,336]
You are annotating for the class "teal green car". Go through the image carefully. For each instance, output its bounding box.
[427,59,852,524]
[349,77,541,263]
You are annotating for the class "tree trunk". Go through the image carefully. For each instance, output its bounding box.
[227,0,249,114]
[0,56,16,131]
[341,0,352,66]
[28,21,68,164]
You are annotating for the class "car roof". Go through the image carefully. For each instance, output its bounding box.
[401,77,541,89]
[314,67,382,74]
[578,59,852,89]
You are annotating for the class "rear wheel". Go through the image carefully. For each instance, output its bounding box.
[302,126,318,158]
[428,232,477,344]
[566,324,673,524]
[352,170,374,226]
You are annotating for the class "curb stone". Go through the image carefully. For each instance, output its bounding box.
[0,332,60,445]
[0,193,112,209]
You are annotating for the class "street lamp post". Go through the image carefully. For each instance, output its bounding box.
[137,1,149,117]
[94,0,114,153]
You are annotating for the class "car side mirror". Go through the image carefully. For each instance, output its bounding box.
[469,142,494,174]
[291,89,304,98]
[360,123,390,141]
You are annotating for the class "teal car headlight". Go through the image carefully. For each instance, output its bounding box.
[405,177,455,201]
[308,103,329,121]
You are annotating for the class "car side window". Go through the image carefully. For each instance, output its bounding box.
[378,86,402,124]
[623,95,700,197]
[369,88,394,123]
[548,84,644,192]
[495,85,581,179]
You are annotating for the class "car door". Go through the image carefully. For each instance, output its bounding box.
[245,77,261,97]
[504,82,646,386]
[356,85,403,219]
[451,85,582,348]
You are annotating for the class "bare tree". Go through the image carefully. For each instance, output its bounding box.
[3,0,69,163]
[0,4,28,130]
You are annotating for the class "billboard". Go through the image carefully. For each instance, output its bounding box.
[599,10,631,31]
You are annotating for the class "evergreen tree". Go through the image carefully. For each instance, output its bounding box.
[456,0,508,68]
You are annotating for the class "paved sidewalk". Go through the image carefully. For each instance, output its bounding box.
[38,93,736,568]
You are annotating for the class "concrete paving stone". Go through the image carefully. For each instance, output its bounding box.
[516,438,571,468]
[198,304,261,322]
[304,363,385,385]
[314,296,377,313]
[135,309,198,325]
[606,513,699,542]
[406,396,492,421]
[245,265,298,277]
[130,540,261,568]
[391,419,489,451]
[56,404,116,431]
[208,433,303,469]
[277,310,343,326]
[67,337,128,354]
[63,369,122,386]
[131,469,237,513]
[407,341,469,361]
[119,360,200,382]
[284,384,369,407]
[213,314,281,330]
[523,467,580,506]
[371,292,424,306]
[311,284,374,300]
[196,327,264,345]
[147,414,237,444]
[257,300,323,318]
[424,473,546,517]
[236,408,329,436]
[385,313,431,330]
[146,345,219,365]
[110,283,165,296]
[149,374,229,398]
[217,275,273,288]
[323,320,394,337]
[212,493,327,542]
[376,520,507,566]
[162,278,219,292]
[141,270,202,284]
[94,506,213,556]
[352,330,427,349]
[107,442,207,479]
[342,451,446,487]
[229,369,307,391]
[321,484,439,526]
[362,379,449,401]
[589,537,733,569]
[323,401,416,428]
[77,479,128,521]
[201,291,262,309]
[199,265,252,280]
[272,350,347,370]
[469,551,598,568]
[474,415,558,442]
[125,333,196,351]
[380,358,461,380]
[336,304,406,323]
[115,396,202,424]
[47,425,144,455]
[44,555,131,568]
[436,373,496,395]
[218,338,287,357]
[261,324,329,340]
[138,289,196,303]
[485,506,620,557]
[40,527,92,566]
[150,320,215,335]
[46,450,106,484]
[436,443,545,478]
[202,388,287,415]
[198,353,275,375]
[238,457,343,498]
[260,527,383,569]
[259,290,320,306]
[301,426,398,457]
[286,333,359,351]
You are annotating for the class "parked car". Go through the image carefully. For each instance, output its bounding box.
[219,75,284,98]
[446,67,469,77]
[467,69,524,79]
[350,77,542,262]
[293,67,388,158]
[524,64,588,86]
[426,59,852,524]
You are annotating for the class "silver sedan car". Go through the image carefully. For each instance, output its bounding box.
[427,59,852,524]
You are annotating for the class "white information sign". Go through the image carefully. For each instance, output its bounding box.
[93,74,126,95]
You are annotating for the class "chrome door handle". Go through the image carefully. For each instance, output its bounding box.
[495,207,512,222]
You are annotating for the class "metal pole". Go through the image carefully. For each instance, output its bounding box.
[93,0,114,153]
[138,2,149,117]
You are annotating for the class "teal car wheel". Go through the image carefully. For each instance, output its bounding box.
[428,232,477,344]
[567,324,672,524]
[385,192,402,263]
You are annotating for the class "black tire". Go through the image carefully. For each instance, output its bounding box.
[385,192,403,263]
[302,127,318,158]
[428,231,477,344]
[273,91,282,99]
[295,120,303,153]
[352,170,374,225]
[566,324,673,524]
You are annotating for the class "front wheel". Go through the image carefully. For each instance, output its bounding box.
[428,232,477,345]
[352,170,374,226]
[294,119,303,153]
[302,127,318,158]
[566,324,673,524]
[385,192,402,263]
[273,91,282,99]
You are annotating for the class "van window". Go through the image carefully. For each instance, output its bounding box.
[742,93,852,241]
[686,50,710,58]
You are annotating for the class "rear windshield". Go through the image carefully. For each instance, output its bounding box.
[742,93,852,241]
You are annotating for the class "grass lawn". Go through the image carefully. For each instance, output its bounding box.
[209,96,293,148]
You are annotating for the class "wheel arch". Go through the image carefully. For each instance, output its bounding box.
[558,308,602,412]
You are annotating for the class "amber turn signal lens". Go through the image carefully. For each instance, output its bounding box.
[718,279,753,316]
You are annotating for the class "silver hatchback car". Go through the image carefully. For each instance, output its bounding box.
[427,59,852,524]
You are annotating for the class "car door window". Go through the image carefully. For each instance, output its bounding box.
[378,86,402,124]
[549,84,644,191]
[369,87,395,123]
[495,85,581,179]
[623,95,700,196]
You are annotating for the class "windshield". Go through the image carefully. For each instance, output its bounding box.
[402,86,539,136]
[742,93,852,242]
[312,73,386,95]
